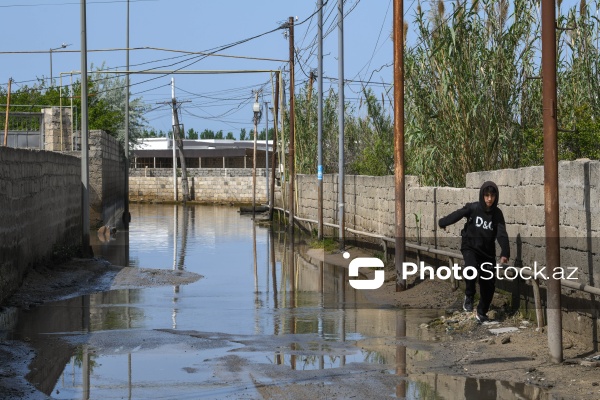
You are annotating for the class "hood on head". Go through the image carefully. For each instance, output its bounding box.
[479,181,499,209]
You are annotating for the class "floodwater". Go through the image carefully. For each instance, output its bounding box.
[3,204,550,399]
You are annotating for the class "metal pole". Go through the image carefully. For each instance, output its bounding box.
[81,0,90,255]
[49,49,53,85]
[269,72,279,221]
[393,0,406,291]
[3,78,11,146]
[253,91,259,220]
[317,0,324,240]
[337,0,345,250]
[171,77,177,201]
[542,0,562,363]
[70,73,74,150]
[124,0,130,228]
[288,16,295,233]
[264,101,270,206]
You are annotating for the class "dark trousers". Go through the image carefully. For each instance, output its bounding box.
[462,249,496,315]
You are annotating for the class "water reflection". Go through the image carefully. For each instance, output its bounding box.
[0,204,552,399]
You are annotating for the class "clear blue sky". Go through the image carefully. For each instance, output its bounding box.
[0,0,585,138]
[0,0,398,137]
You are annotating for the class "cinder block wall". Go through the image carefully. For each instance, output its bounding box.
[129,168,269,203]
[290,160,600,336]
[89,130,126,228]
[42,107,71,151]
[0,147,81,303]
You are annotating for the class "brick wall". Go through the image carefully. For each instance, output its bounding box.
[0,147,81,303]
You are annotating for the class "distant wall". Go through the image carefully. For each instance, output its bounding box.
[0,147,81,304]
[129,168,270,203]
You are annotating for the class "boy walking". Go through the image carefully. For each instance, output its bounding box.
[438,181,510,322]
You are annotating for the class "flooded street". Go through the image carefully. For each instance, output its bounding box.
[2,204,551,399]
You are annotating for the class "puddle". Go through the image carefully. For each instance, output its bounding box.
[1,204,551,399]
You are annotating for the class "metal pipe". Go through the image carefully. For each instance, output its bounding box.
[253,91,259,220]
[80,0,90,255]
[288,16,295,233]
[124,0,130,228]
[317,0,324,240]
[337,0,345,250]
[171,78,177,201]
[542,0,562,364]
[3,78,11,146]
[264,100,270,205]
[269,72,279,221]
[393,0,406,291]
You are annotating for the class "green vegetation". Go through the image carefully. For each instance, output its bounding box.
[0,64,149,149]
[286,0,599,187]
[3,1,598,186]
[309,237,338,253]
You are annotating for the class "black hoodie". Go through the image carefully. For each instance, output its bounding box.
[438,181,510,260]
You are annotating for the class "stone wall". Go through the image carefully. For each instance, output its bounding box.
[129,168,270,203]
[287,160,600,337]
[0,147,81,304]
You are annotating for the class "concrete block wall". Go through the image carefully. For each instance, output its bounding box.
[89,130,126,228]
[289,160,600,336]
[42,107,71,151]
[293,161,598,265]
[0,147,81,304]
[129,168,269,203]
[465,160,600,285]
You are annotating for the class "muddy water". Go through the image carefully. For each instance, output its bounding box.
[7,204,549,399]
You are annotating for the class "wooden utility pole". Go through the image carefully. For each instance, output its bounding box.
[171,98,190,203]
[3,78,11,146]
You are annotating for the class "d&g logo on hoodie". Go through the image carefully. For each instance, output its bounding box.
[475,216,493,230]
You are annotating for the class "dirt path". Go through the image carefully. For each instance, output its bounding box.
[306,247,600,400]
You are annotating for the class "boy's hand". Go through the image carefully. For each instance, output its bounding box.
[500,256,508,265]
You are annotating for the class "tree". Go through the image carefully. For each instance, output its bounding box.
[226,131,235,140]
[215,130,224,139]
[200,129,215,139]
[239,128,247,140]
[0,66,149,150]
[187,128,198,139]
[85,65,149,146]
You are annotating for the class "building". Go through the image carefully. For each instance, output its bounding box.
[131,137,277,170]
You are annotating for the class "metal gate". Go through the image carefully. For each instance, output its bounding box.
[1,112,44,149]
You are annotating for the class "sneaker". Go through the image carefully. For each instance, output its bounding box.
[476,313,489,323]
[463,296,474,312]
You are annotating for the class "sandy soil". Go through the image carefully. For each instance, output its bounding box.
[1,254,599,399]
